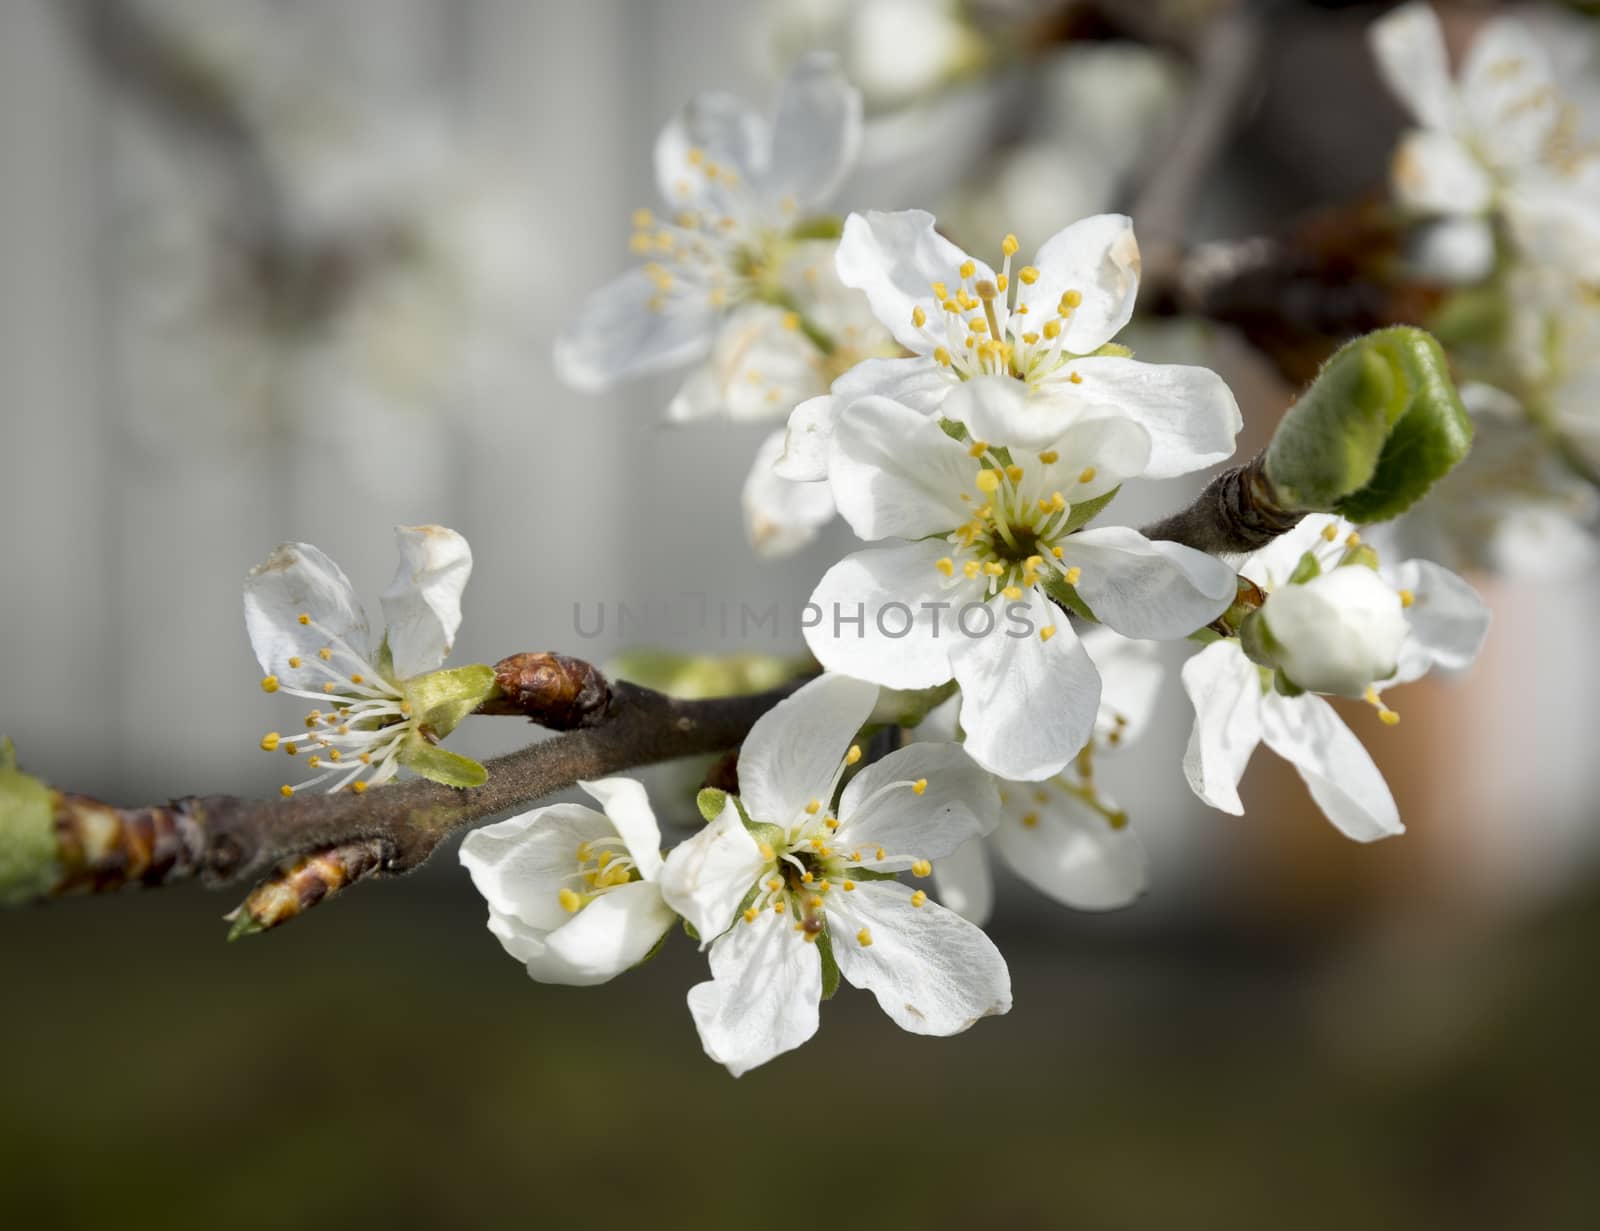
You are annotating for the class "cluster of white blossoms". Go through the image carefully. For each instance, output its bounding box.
[233,54,1499,1076]
[1370,2,1600,575]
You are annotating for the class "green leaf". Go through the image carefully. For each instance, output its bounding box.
[681,917,702,943]
[742,819,787,854]
[696,788,728,824]
[399,736,488,789]
[403,664,498,740]
[0,737,58,905]
[1041,574,1096,623]
[1061,485,1120,534]
[1264,326,1472,524]
[816,927,842,1001]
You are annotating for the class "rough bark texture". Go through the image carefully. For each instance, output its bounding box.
[1140,453,1305,556]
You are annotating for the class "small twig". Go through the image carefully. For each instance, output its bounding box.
[30,661,807,925]
[1139,452,1303,555]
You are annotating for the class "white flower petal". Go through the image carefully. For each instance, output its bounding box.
[1391,129,1492,216]
[1020,214,1141,354]
[931,837,994,925]
[539,881,676,986]
[1080,628,1164,746]
[777,394,838,482]
[1387,558,1490,684]
[379,524,471,680]
[1460,18,1558,168]
[554,268,716,392]
[992,787,1147,911]
[658,799,769,942]
[1240,514,1341,588]
[1056,357,1242,478]
[837,742,999,866]
[1408,216,1497,284]
[243,542,371,684]
[761,52,863,208]
[948,590,1100,781]
[830,394,976,540]
[1179,640,1263,815]
[804,541,975,690]
[831,354,955,414]
[666,305,824,425]
[578,776,664,881]
[1259,567,1409,697]
[459,803,614,932]
[1059,527,1237,639]
[1369,1,1457,131]
[654,91,768,207]
[828,880,1012,1036]
[836,209,992,352]
[1503,178,1600,285]
[1258,693,1402,842]
[687,908,822,1077]
[743,431,837,559]
[485,905,549,966]
[738,673,878,827]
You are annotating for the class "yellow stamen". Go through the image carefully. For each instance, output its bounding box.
[847,744,863,765]
[857,927,873,947]
[976,470,1001,494]
[297,613,311,626]
[968,440,989,458]
[1005,464,1024,483]
[1399,589,1415,608]
[1002,234,1019,256]
[912,779,927,796]
[910,890,927,908]
[1064,566,1082,585]
[280,785,293,798]
[1040,626,1057,643]
[1038,450,1058,464]
[935,557,955,577]
[804,798,821,815]
[911,859,932,877]
[260,732,280,752]
[260,676,279,694]
[558,888,582,913]
[1078,466,1097,484]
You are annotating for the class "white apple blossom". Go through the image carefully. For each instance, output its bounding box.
[458,777,677,987]
[803,393,1239,782]
[244,525,486,795]
[777,209,1242,479]
[926,629,1162,923]
[742,430,837,558]
[555,54,870,422]
[1370,2,1600,283]
[658,674,1008,1076]
[1256,566,1410,698]
[1182,515,1490,842]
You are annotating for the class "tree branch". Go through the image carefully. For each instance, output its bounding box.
[27,659,807,932]
[1139,452,1303,555]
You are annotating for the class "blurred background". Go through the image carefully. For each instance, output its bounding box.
[3,0,1599,1225]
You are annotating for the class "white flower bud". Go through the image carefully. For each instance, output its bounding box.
[1258,566,1409,697]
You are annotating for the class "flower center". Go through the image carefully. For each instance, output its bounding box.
[901,232,1089,389]
[257,612,411,796]
[556,837,641,914]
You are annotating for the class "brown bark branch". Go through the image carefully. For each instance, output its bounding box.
[33,663,807,930]
[1139,452,1304,556]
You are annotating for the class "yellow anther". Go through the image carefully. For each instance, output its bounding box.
[964,560,981,579]
[328,750,342,762]
[912,859,932,877]
[935,557,955,577]
[976,469,1002,494]
[1346,531,1362,548]
[1042,320,1061,340]
[1379,710,1400,726]
[825,817,840,833]
[931,281,948,299]
[632,208,654,228]
[1022,331,1040,345]
[349,674,364,685]
[297,613,311,626]
[1322,523,1339,541]
[804,798,821,815]
[687,146,705,165]
[558,888,582,913]
[1005,464,1024,483]
[1024,554,1045,570]
[876,845,886,860]
[983,562,1005,577]
[1002,233,1020,257]
[968,318,988,335]
[912,306,927,328]
[322,682,336,694]
[766,878,783,892]
[743,907,759,924]
[279,784,293,798]
[781,312,799,331]
[1002,585,1023,600]
[996,273,1009,292]
[285,744,298,758]
[847,744,863,765]
[968,440,989,457]
[1022,812,1040,828]
[1108,812,1129,831]
[1069,371,1083,384]
[577,841,594,862]
[1051,491,1067,511]
[307,756,321,769]
[629,233,654,254]
[1019,266,1040,285]
[758,842,775,861]
[959,260,976,279]
[843,880,857,892]
[933,346,953,366]
[351,780,368,795]
[260,732,280,752]
[1040,626,1057,643]
[772,900,787,914]
[260,676,279,693]
[1051,545,1065,559]
[1064,566,1082,585]
[807,895,824,910]
[400,702,413,716]
[912,779,928,796]
[1061,289,1083,308]
[319,648,332,661]
[1038,498,1054,513]
[1399,589,1415,608]
[810,837,826,852]
[1038,450,1059,464]
[287,656,302,670]
[857,927,873,947]
[1078,466,1097,484]
[359,753,371,765]
[910,890,928,908]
